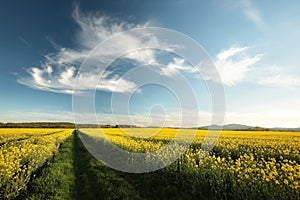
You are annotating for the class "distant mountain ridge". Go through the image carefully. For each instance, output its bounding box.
[197,123,300,131]
[0,122,299,131]
[197,124,253,130]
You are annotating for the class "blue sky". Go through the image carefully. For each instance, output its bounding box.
[0,0,300,127]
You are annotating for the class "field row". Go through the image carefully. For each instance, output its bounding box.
[0,128,299,199]
[80,128,300,199]
[0,129,74,199]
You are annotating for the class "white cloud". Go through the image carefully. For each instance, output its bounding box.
[259,75,300,89]
[217,46,249,61]
[58,67,75,86]
[46,65,53,74]
[239,0,264,29]
[96,75,138,93]
[18,66,139,94]
[18,5,170,95]
[72,5,140,49]
[213,46,262,86]
[19,5,265,95]
[160,58,196,77]
[249,64,300,89]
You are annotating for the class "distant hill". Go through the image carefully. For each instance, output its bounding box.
[197,124,300,131]
[197,124,253,130]
[270,127,300,132]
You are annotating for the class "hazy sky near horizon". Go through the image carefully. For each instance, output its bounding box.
[0,0,300,128]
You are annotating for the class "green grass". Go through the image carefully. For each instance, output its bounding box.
[72,132,140,200]
[19,131,140,200]
[19,133,75,200]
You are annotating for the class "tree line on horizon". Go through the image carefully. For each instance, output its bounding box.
[0,122,75,128]
[0,122,139,129]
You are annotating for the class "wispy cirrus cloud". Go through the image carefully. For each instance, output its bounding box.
[236,0,264,29]
[18,36,31,47]
[213,46,263,86]
[18,5,167,95]
[200,46,263,86]
[18,65,139,94]
[160,58,196,77]
[216,46,249,61]
[18,4,270,95]
[211,45,300,90]
[259,75,300,89]
[248,64,300,90]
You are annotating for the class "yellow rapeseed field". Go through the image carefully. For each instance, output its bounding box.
[0,128,73,199]
[80,128,300,198]
[1,128,299,199]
